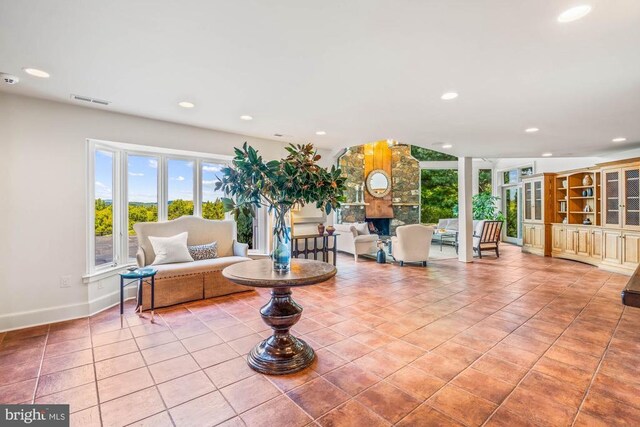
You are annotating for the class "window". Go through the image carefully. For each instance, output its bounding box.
[201,162,225,220]
[502,166,533,185]
[87,140,242,275]
[127,155,158,260]
[167,159,194,220]
[94,150,115,267]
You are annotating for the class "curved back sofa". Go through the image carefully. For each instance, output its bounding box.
[134,216,252,309]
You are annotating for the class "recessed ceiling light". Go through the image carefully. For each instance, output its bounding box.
[441,92,458,101]
[315,131,326,136]
[525,127,539,133]
[441,144,453,149]
[23,67,50,78]
[557,5,592,23]
[240,115,253,121]
[542,152,553,157]
[178,101,194,108]
[612,137,627,143]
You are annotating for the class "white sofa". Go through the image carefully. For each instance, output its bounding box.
[391,224,435,266]
[333,222,379,262]
[134,216,252,309]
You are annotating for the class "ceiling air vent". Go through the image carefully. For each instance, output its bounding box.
[71,94,111,106]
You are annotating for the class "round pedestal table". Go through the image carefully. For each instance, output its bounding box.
[222,259,336,375]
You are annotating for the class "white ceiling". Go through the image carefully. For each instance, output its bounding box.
[1,0,639,158]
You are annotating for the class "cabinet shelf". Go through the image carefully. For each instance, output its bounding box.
[570,211,595,214]
[572,185,595,189]
[572,196,595,199]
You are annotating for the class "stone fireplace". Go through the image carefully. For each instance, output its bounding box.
[337,142,420,235]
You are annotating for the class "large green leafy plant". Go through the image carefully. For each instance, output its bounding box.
[215,142,346,249]
[472,193,505,221]
[453,193,505,221]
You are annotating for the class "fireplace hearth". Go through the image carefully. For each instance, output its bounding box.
[366,218,390,236]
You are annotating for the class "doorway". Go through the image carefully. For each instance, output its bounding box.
[502,185,522,245]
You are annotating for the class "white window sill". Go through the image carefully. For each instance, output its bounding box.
[83,263,136,284]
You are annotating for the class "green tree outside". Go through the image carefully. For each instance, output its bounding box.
[421,169,458,224]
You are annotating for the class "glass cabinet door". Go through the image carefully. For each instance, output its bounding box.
[624,168,640,228]
[534,181,542,221]
[604,170,620,227]
[524,182,532,221]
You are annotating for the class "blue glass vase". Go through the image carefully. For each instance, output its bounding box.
[272,207,291,273]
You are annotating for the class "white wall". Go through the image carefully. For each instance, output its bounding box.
[0,93,331,331]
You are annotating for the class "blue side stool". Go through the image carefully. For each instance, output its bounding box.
[119,267,157,327]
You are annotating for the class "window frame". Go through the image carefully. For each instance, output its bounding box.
[86,139,234,275]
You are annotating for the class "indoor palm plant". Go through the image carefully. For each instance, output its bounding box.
[215,143,346,272]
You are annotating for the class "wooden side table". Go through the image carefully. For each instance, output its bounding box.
[119,267,157,326]
[291,233,339,266]
[222,259,336,375]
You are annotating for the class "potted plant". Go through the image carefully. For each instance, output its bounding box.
[216,143,346,272]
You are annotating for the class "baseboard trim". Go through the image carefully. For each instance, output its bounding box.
[0,288,137,333]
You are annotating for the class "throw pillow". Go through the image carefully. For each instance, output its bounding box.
[353,222,369,235]
[149,232,194,265]
[188,241,218,261]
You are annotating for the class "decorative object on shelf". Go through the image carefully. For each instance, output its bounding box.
[559,201,567,212]
[584,204,591,212]
[583,218,592,225]
[562,217,568,224]
[354,184,362,204]
[317,224,325,235]
[326,225,335,235]
[562,180,568,188]
[216,143,346,273]
[587,188,594,197]
[583,174,593,186]
[582,190,588,197]
[365,169,392,198]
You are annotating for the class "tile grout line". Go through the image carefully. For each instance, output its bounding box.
[88,316,105,426]
[30,324,51,404]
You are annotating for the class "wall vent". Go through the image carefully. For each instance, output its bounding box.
[71,94,111,106]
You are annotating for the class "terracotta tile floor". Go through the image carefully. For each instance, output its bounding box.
[2,244,640,426]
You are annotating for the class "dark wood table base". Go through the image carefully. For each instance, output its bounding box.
[248,287,315,375]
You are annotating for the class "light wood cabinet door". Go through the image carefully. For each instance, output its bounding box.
[534,181,543,221]
[523,182,532,221]
[602,230,622,265]
[622,231,640,268]
[552,225,564,252]
[590,229,603,261]
[603,169,622,227]
[576,227,590,257]
[522,224,532,247]
[532,224,544,249]
[564,226,578,254]
[622,167,640,230]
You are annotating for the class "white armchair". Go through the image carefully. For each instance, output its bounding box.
[391,224,434,266]
[333,222,379,262]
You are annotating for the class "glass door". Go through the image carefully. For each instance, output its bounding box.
[503,185,522,245]
[604,169,621,227]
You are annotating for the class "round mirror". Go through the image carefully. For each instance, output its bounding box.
[366,169,391,198]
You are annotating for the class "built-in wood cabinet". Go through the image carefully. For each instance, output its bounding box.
[522,173,555,256]
[528,158,640,275]
[602,166,640,230]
